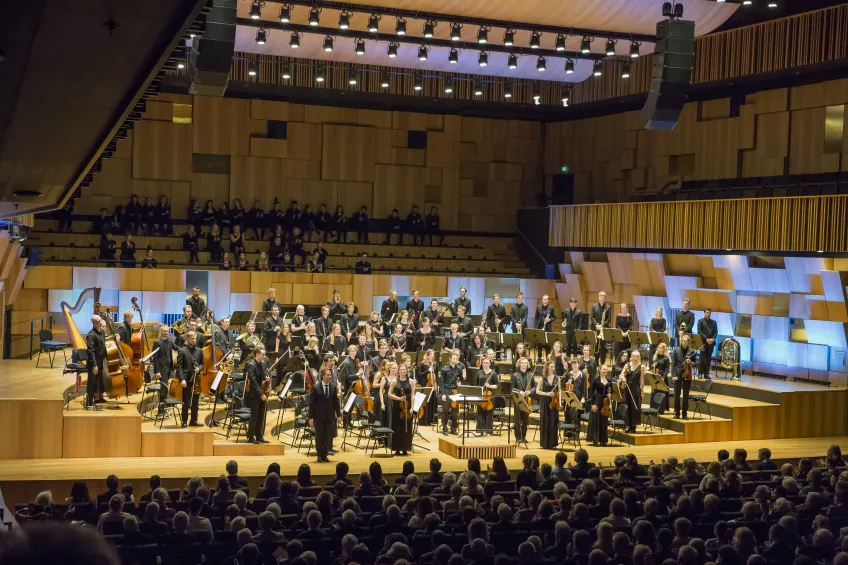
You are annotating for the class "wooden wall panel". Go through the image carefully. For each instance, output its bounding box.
[229,157,283,203]
[373,165,425,218]
[0,400,64,459]
[141,430,214,457]
[132,121,192,181]
[789,107,841,174]
[250,100,289,121]
[321,125,376,182]
[62,413,142,458]
[192,96,249,156]
[286,122,323,161]
[426,131,461,169]
[249,137,288,159]
[191,173,231,205]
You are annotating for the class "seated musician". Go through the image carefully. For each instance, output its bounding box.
[238,321,259,360]
[373,339,391,368]
[415,317,436,352]
[213,317,234,357]
[466,334,485,368]
[367,311,384,338]
[443,323,465,358]
[354,334,370,362]
[303,336,322,372]
[389,323,406,353]
[177,320,205,348]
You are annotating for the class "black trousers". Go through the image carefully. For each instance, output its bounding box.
[181,382,200,425]
[565,330,578,357]
[246,396,266,440]
[699,342,715,378]
[426,229,442,246]
[385,228,402,244]
[86,365,104,403]
[314,420,334,459]
[441,395,459,431]
[674,379,691,417]
[514,410,529,441]
[357,228,368,244]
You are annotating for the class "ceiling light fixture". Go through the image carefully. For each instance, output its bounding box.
[555,34,566,51]
[580,37,591,53]
[355,39,365,55]
[593,61,603,76]
[395,17,407,35]
[630,41,640,58]
[621,62,630,78]
[449,48,459,64]
[289,32,300,48]
[255,28,267,45]
[279,4,292,23]
[530,31,541,49]
[536,56,546,71]
[450,23,462,41]
[423,20,436,38]
[503,28,515,46]
[368,14,380,32]
[478,51,488,67]
[338,11,351,29]
[247,60,258,76]
[414,74,423,91]
[322,35,334,52]
[315,65,325,82]
[281,63,291,79]
[418,45,429,60]
[508,54,518,69]
[565,59,575,74]
[308,7,321,26]
[504,83,513,98]
[348,68,357,85]
[477,26,490,44]
[474,80,483,96]
[387,42,399,58]
[444,78,454,94]
[249,1,263,20]
[605,38,616,56]
[380,71,390,88]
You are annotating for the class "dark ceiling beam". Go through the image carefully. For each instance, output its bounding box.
[259,0,656,43]
[238,18,612,61]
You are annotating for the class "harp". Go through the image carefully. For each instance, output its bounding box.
[60,288,102,352]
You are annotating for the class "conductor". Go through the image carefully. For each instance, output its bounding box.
[309,367,342,463]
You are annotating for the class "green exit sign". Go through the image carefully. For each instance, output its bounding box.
[561,166,569,173]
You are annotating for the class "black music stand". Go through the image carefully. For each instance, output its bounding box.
[254,312,271,325]
[629,331,651,354]
[575,329,596,351]
[649,332,670,346]
[340,392,359,452]
[273,379,294,440]
[411,388,432,451]
[485,331,503,350]
[546,332,566,348]
[455,385,484,444]
[525,328,546,362]
[230,311,253,326]
[139,348,160,421]
[646,371,668,392]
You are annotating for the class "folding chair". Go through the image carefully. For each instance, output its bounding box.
[641,391,667,432]
[690,379,713,419]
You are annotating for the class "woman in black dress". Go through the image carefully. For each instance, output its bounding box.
[649,307,667,357]
[619,349,645,433]
[154,195,172,235]
[388,363,415,455]
[588,364,613,446]
[183,224,200,263]
[653,342,671,413]
[206,223,223,263]
[415,349,438,426]
[615,303,633,360]
[476,356,499,435]
[551,341,567,377]
[465,334,484,369]
[371,359,389,426]
[536,361,560,449]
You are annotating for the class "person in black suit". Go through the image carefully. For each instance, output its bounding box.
[562,297,583,357]
[115,310,135,346]
[381,290,399,324]
[186,286,206,320]
[671,334,696,419]
[262,288,280,313]
[697,308,718,379]
[674,297,695,346]
[177,331,205,428]
[510,292,528,334]
[244,348,270,444]
[86,314,107,407]
[406,290,425,331]
[534,294,556,360]
[340,302,360,341]
[327,290,347,318]
[452,287,471,317]
[151,325,174,402]
[590,291,613,365]
[485,294,507,333]
[309,367,342,462]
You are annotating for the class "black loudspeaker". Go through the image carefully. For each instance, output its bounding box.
[408,131,428,150]
[189,0,236,96]
[551,174,574,205]
[641,18,695,131]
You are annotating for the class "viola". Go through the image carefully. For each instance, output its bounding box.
[601,397,612,417]
[549,376,562,411]
[399,395,415,419]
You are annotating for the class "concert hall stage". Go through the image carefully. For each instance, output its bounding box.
[1,357,847,510]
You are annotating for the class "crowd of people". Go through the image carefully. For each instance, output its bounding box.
[6,445,848,565]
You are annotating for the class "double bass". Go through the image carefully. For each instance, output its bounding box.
[98,304,144,397]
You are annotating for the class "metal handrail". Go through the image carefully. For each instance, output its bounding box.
[29,313,54,360]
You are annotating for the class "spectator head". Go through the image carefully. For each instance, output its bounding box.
[813,528,834,548]
[554,521,572,545]
[430,458,442,474]
[234,491,248,509]
[226,460,239,475]
[634,544,652,565]
[553,483,568,501]
[381,494,396,512]
[610,498,626,518]
[644,497,659,516]
[576,448,589,463]
[229,516,246,532]
[441,472,457,491]
[123,515,139,534]
[105,474,119,491]
[539,500,554,519]
[402,461,415,477]
[236,528,253,547]
[386,504,402,524]
[612,532,630,555]
[588,549,608,565]
[705,494,720,513]
[188,496,203,515]
[0,522,119,565]
[433,544,453,565]
[470,538,489,561]
[109,494,124,513]
[717,449,730,462]
[143,501,160,522]
[518,542,537,560]
[674,517,692,539]
[35,491,53,507]
[468,517,488,543]
[173,511,189,534]
[258,510,276,532]
[677,545,698,565]
[556,452,568,467]
[336,461,349,478]
[306,509,322,530]
[265,502,281,521]
[633,519,657,546]
[733,527,757,553]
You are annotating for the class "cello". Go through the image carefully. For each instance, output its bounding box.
[98,304,144,397]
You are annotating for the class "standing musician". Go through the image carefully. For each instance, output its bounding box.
[406,290,425,331]
[416,349,438,426]
[244,347,270,444]
[389,323,406,353]
[86,314,107,407]
[309,367,342,463]
[290,305,308,340]
[337,344,361,396]
[649,307,668,357]
[414,317,436,351]
[562,298,583,357]
[327,289,347,318]
[465,333,486,368]
[328,323,348,357]
[367,311,384,338]
[381,290,399,328]
[388,363,416,456]
[115,310,135,345]
[550,341,567,376]
[262,288,280,313]
[534,294,556,361]
[452,287,471,316]
[615,303,633,360]
[443,323,465,358]
[340,302,359,341]
[485,294,507,333]
[675,297,695,346]
[536,361,560,450]
[510,292,529,334]
[476,356,500,436]
[314,305,332,344]
[213,317,234,356]
[619,349,645,433]
[578,344,598,383]
[151,325,173,402]
[426,299,443,333]
[697,308,717,380]
[354,333,372,362]
[511,357,534,443]
[178,330,205,428]
[238,321,259,360]
[671,334,696,419]
[653,342,671,413]
[371,360,389,426]
[439,351,465,436]
[567,358,587,407]
[263,305,284,376]
[590,291,613,365]
[455,305,475,337]
[373,339,391,368]
[176,320,205,348]
[186,286,206,320]
[303,336,322,372]
[588,364,613,447]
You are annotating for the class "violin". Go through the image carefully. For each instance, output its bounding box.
[601,396,612,417]
[549,375,562,411]
[399,394,415,419]
[682,357,693,381]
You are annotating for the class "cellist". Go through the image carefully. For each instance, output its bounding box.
[475,356,499,436]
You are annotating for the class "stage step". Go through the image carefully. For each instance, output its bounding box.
[609,427,684,446]
[668,391,776,420]
[63,411,142,458]
[438,436,517,460]
[657,414,733,443]
[212,441,286,456]
[141,429,214,457]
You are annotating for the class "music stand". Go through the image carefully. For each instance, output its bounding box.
[645,371,668,392]
[649,332,670,346]
[340,392,359,451]
[254,312,271,325]
[629,331,651,353]
[466,367,479,385]
[273,378,294,439]
[411,389,432,451]
[611,381,624,403]
[139,348,160,421]
[455,385,484,443]
[575,329,596,351]
[546,332,566,347]
[230,311,253,326]
[207,370,228,433]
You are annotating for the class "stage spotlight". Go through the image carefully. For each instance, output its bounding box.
[444,78,454,94]
[281,63,291,79]
[474,80,483,96]
[533,85,541,103]
[593,61,603,76]
[504,83,513,98]
[248,60,258,76]
[414,74,423,91]
[742,0,752,4]
[387,42,398,58]
[565,59,574,74]
[530,31,541,49]
[580,37,591,53]
[662,2,673,17]
[605,39,616,56]
[348,68,357,85]
[449,48,459,64]
[508,54,518,69]
[308,7,320,25]
[355,39,365,55]
[177,59,185,70]
[630,41,640,58]
[503,28,515,46]
[555,34,566,51]
[289,32,300,48]
[450,23,462,41]
[279,4,291,23]
[536,56,546,72]
[478,52,488,67]
[380,71,390,88]
[249,1,262,20]
[418,45,429,61]
[768,0,777,6]
[338,11,351,29]
[621,62,630,78]
[315,66,325,82]
[395,17,406,35]
[368,14,380,32]
[423,20,436,38]
[561,91,569,107]
[323,35,334,52]
[255,29,267,45]
[478,26,490,44]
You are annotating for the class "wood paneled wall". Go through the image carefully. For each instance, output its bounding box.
[545,78,848,203]
[548,196,848,253]
[76,95,543,233]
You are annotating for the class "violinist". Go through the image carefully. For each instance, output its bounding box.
[476,356,499,436]
[244,347,270,444]
[416,349,438,426]
[328,323,347,357]
[536,361,560,449]
[338,344,360,396]
[619,349,645,433]
[672,334,696,419]
[115,311,134,345]
[263,305,284,378]
[151,324,174,402]
[512,342,534,373]
[85,314,107,407]
[367,311,384,338]
[340,302,359,342]
[290,304,308,340]
[363,324,377,351]
[588,364,613,447]
[439,351,464,436]
[443,323,465,357]
[465,333,485,369]
[414,317,435,352]
[653,342,671,413]
[567,358,587,424]
[388,363,415,456]
[371,359,390,426]
[373,339,391,368]
[578,344,598,383]
[510,357,534,443]
[178,330,205,428]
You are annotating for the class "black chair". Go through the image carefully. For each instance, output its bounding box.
[62,348,88,409]
[37,328,69,368]
[609,403,628,440]
[690,379,713,419]
[641,391,667,431]
[225,381,251,439]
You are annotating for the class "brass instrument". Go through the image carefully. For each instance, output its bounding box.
[221,356,235,375]
[172,317,188,335]
[594,305,607,354]
[720,337,741,380]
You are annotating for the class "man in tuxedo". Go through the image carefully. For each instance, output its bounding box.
[534,294,556,360]
[510,292,528,334]
[671,334,696,419]
[562,298,583,357]
[381,290,399,324]
[86,314,107,407]
[178,331,205,428]
[314,304,332,344]
[590,291,612,365]
[697,308,718,379]
[151,325,174,401]
[309,367,342,462]
[485,294,507,333]
[244,347,270,444]
[115,310,135,345]
[406,290,425,330]
[674,297,695,346]
[186,286,206,320]
[452,287,471,316]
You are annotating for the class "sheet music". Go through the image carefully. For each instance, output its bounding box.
[211,370,224,391]
[412,391,427,412]
[343,393,357,413]
[280,378,293,398]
